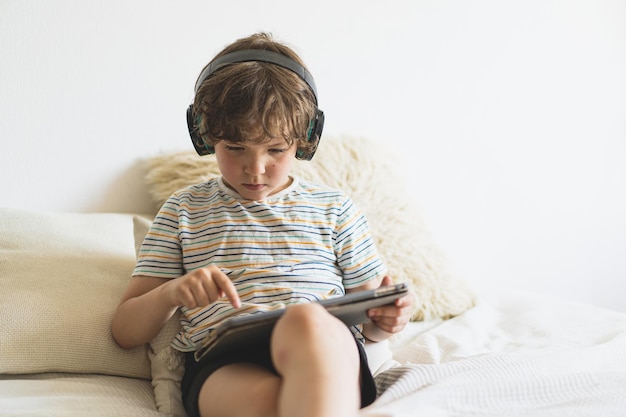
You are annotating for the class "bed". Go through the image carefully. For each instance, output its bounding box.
[1,135,624,416]
[2,264,623,417]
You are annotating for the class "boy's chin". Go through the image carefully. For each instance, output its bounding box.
[237,185,267,200]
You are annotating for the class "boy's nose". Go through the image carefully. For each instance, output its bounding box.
[244,155,266,175]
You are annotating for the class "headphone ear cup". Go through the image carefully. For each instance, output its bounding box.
[297,109,324,161]
[187,105,215,156]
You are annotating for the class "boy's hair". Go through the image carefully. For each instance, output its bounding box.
[192,33,319,155]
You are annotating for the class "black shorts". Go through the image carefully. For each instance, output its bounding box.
[181,337,377,417]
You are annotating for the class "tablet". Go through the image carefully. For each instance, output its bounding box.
[194,282,409,362]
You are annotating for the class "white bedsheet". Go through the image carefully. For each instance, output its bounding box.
[362,290,626,417]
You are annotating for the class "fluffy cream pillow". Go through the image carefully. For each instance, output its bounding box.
[143,135,475,321]
[0,208,151,379]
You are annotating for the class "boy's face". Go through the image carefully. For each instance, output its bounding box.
[214,137,298,201]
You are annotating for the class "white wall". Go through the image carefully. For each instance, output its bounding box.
[2,0,625,312]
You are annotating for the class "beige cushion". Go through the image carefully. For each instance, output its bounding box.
[0,208,150,379]
[143,135,476,321]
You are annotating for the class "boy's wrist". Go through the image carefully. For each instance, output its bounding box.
[362,320,393,342]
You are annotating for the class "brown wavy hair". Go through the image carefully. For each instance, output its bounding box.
[192,33,318,153]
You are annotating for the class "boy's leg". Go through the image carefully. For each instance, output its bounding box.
[197,363,281,417]
[271,303,362,417]
[194,302,361,417]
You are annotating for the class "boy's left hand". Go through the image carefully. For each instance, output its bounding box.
[367,275,414,334]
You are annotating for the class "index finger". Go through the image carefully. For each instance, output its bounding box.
[211,270,242,309]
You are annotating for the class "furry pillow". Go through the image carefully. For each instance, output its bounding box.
[143,135,475,321]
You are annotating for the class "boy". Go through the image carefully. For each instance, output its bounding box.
[112,32,413,417]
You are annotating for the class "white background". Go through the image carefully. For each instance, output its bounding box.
[1,0,625,312]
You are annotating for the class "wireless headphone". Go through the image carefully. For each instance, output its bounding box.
[186,49,324,161]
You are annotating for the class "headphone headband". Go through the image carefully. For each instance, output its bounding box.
[195,49,318,103]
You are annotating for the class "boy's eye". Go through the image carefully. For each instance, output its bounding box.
[269,148,287,154]
[222,142,288,153]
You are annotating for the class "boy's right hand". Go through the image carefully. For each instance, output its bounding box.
[162,265,241,309]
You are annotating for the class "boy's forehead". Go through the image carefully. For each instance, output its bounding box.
[232,123,293,143]
[226,134,290,146]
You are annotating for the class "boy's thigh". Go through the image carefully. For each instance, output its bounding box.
[182,345,276,417]
[198,363,281,417]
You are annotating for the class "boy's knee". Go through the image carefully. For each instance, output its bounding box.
[275,302,345,345]
[278,303,327,333]
[271,302,357,371]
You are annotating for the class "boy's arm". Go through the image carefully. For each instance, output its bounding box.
[111,275,178,349]
[111,266,241,349]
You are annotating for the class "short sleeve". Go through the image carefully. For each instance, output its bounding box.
[133,196,184,279]
[334,197,386,289]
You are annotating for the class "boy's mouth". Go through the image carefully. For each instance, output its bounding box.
[242,183,266,191]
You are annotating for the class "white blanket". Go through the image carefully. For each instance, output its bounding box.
[363,290,626,416]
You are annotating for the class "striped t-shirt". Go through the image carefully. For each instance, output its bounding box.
[134,176,386,352]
